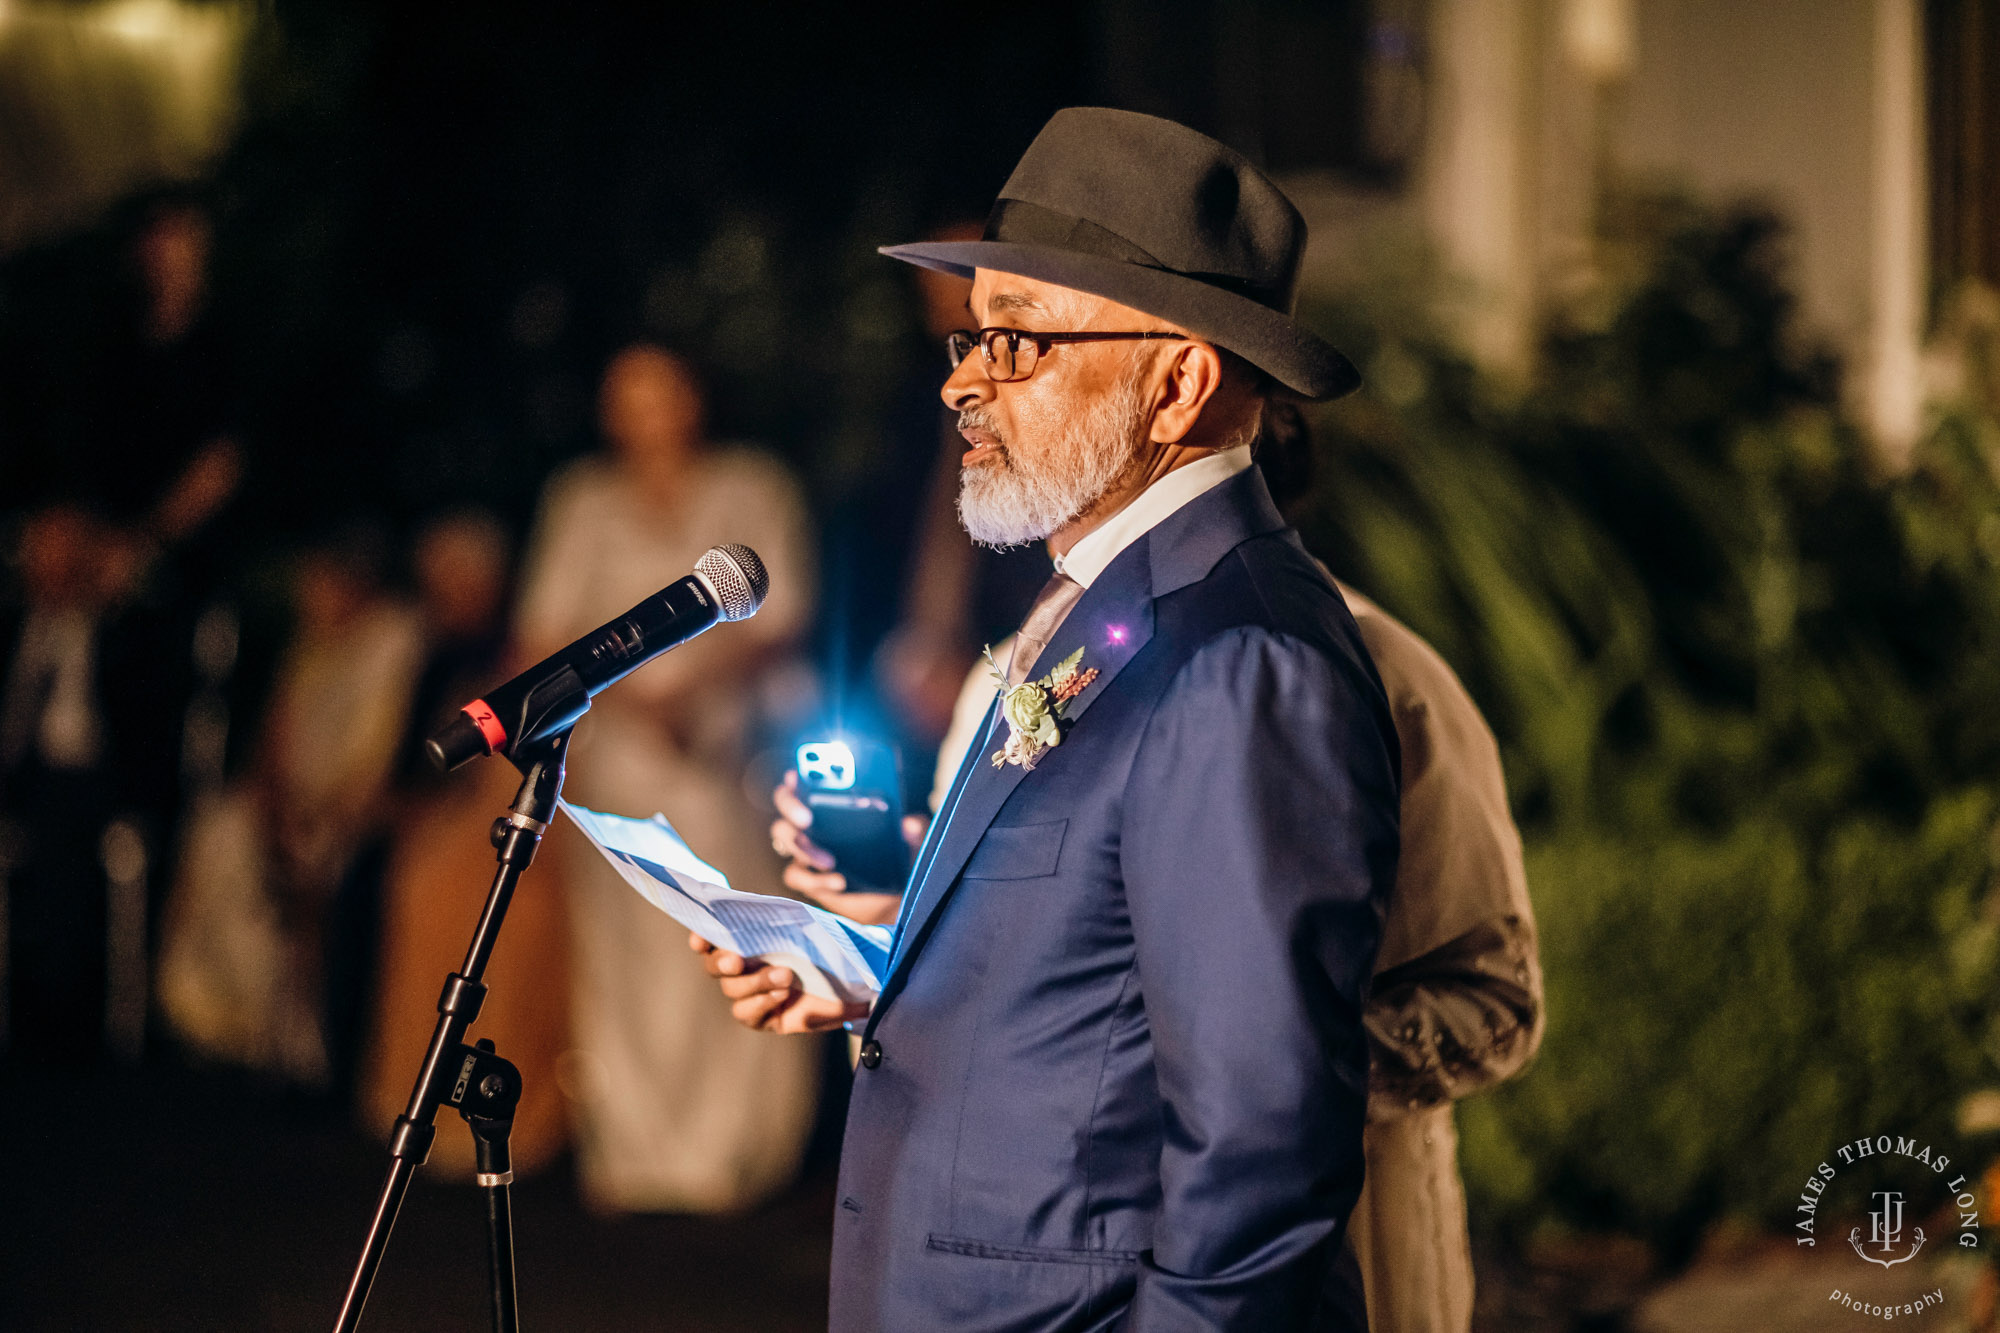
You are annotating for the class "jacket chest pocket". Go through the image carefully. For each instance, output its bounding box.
[962,819,1067,880]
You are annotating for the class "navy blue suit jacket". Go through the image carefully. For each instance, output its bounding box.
[832,467,1400,1331]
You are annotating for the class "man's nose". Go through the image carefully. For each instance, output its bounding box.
[940,354,992,411]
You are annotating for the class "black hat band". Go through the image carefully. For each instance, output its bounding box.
[984,198,1285,311]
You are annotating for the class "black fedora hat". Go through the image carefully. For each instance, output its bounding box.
[881,107,1359,401]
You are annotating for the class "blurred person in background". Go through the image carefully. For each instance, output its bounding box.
[732,409,1543,1333]
[394,512,516,768]
[0,195,252,1070]
[0,504,124,1063]
[92,193,245,564]
[364,511,572,1176]
[1246,406,1545,1333]
[158,523,421,1091]
[86,194,250,865]
[514,343,817,1213]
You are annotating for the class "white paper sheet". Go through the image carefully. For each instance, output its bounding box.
[559,800,890,1006]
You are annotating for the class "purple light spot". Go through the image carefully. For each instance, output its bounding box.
[1107,624,1129,645]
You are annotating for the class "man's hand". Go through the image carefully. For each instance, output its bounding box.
[688,932,870,1033]
[697,770,930,1037]
[770,771,915,928]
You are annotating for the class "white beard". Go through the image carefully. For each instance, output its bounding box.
[956,358,1152,549]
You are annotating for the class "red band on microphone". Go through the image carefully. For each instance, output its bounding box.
[464,699,507,753]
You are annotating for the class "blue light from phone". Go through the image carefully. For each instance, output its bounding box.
[797,739,858,789]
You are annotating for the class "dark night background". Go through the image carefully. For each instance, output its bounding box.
[9,3,2000,1330]
[1,0,1373,575]
[0,6,1400,1330]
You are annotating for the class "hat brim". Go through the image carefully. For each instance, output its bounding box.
[880,239,1359,401]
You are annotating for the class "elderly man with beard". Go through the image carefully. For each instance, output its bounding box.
[693,109,1399,1331]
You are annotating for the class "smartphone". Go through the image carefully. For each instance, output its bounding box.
[794,738,909,892]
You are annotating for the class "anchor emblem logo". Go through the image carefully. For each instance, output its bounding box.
[1849,1190,1926,1268]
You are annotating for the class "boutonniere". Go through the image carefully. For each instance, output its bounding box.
[986,645,1099,770]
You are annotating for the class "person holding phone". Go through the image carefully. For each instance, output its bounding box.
[701,358,1543,1333]
[714,572,1540,1333]
[685,108,1403,1331]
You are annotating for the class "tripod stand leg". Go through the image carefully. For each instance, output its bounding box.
[470,1115,519,1333]
[330,731,567,1333]
[334,1158,416,1331]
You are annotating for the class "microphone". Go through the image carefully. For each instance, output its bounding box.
[425,543,768,771]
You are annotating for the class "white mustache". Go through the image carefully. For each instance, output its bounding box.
[957,409,1007,452]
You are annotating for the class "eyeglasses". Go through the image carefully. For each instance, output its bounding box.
[945,327,1189,382]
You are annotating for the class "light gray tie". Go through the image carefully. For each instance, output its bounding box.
[1007,570,1086,686]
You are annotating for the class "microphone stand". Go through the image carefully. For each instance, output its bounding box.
[332,727,571,1333]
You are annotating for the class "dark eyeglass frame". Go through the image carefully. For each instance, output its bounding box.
[945,326,1189,381]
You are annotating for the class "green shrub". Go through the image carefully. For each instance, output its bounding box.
[1295,195,2000,1246]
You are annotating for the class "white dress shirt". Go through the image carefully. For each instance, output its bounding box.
[1052,444,1253,589]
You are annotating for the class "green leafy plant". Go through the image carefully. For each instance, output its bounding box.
[1294,196,2000,1249]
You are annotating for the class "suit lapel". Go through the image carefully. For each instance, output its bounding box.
[865,466,1289,1029]
[886,695,998,960]
[868,548,1156,1026]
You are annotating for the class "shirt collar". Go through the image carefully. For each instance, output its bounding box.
[1052,446,1254,589]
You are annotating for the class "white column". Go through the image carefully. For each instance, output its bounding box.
[1422,0,1539,376]
[1866,0,1927,465]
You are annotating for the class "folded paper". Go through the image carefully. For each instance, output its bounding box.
[560,800,890,1005]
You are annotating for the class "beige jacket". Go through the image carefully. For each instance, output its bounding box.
[1337,579,1543,1333]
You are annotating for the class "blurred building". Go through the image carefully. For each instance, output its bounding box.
[1260,0,1997,466]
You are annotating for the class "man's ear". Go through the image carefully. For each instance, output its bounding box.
[1149,340,1228,446]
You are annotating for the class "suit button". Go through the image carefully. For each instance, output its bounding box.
[859,1040,882,1069]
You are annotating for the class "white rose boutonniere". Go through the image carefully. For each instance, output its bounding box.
[986,645,1099,770]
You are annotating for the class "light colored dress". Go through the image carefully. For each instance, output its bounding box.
[514,448,818,1213]
[160,599,423,1085]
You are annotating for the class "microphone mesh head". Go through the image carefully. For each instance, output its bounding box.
[694,544,769,621]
